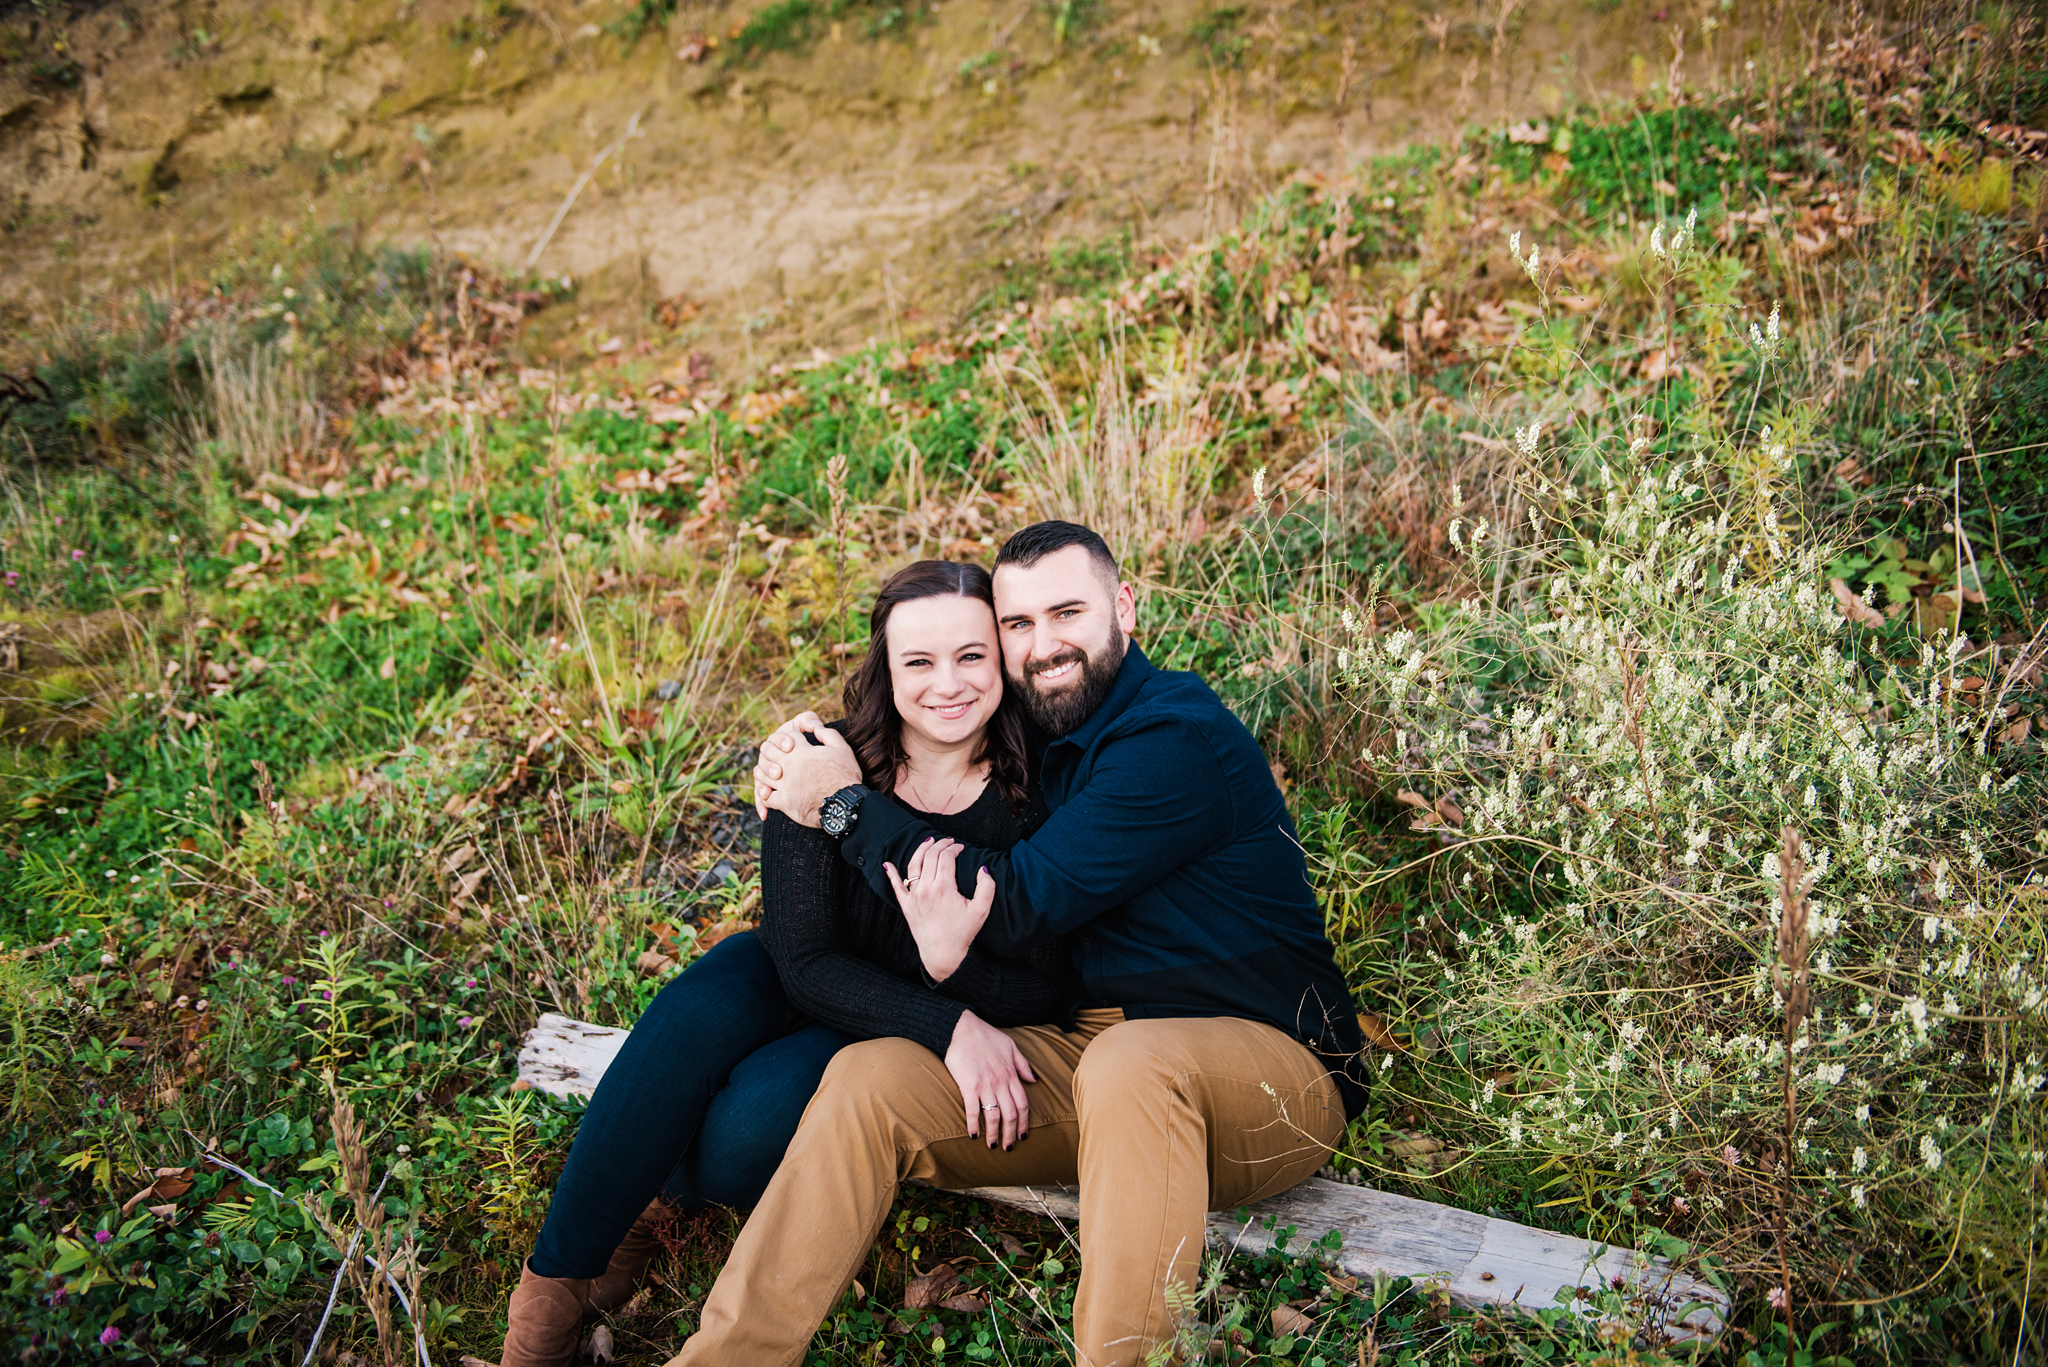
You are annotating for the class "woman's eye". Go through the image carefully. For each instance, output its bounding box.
[960,651,984,662]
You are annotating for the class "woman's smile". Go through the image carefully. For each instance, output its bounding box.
[925,697,979,721]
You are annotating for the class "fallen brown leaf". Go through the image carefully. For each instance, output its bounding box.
[939,1292,989,1313]
[904,1257,973,1309]
[1270,1304,1315,1336]
[634,950,677,978]
[697,916,756,952]
[1830,578,1885,629]
[1356,1011,1405,1052]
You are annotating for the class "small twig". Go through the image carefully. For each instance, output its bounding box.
[190,1135,430,1366]
[300,1170,391,1367]
[524,110,645,272]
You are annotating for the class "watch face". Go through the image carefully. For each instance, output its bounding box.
[821,794,851,836]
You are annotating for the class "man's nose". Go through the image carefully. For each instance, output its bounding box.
[1026,623,1064,664]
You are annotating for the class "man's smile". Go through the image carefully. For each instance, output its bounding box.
[1031,659,1080,685]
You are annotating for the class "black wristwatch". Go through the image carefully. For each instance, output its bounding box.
[819,784,869,838]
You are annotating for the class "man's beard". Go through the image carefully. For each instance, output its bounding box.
[1015,623,1127,737]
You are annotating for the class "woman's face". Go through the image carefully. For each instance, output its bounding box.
[886,594,1004,750]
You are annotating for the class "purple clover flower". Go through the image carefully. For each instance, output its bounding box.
[100,1326,121,1345]
[94,1229,112,1244]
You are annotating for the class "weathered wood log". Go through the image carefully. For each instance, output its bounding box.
[518,1012,1727,1344]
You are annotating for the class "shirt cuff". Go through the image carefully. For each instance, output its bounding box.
[840,791,923,880]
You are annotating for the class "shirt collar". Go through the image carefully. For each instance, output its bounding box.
[1046,639,1156,755]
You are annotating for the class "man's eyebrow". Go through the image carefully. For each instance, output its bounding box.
[1004,599,1091,622]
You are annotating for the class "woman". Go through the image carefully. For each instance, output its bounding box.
[495,559,1051,1367]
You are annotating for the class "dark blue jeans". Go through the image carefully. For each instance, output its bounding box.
[528,931,852,1280]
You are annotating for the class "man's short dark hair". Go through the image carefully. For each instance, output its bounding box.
[994,521,1120,585]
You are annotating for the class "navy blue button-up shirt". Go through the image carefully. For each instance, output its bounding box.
[842,642,1367,1116]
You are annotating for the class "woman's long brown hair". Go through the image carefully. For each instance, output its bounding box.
[840,559,1030,812]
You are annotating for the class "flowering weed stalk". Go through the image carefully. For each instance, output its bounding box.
[1331,230,2046,1342]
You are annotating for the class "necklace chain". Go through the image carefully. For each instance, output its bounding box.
[898,761,982,814]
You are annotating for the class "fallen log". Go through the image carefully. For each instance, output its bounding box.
[517,1012,1726,1345]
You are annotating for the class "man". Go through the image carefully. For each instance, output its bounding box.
[681,520,1364,1367]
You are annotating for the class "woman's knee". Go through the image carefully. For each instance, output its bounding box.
[638,932,778,1028]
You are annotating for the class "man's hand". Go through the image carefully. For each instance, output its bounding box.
[751,711,826,818]
[752,712,862,828]
[943,1011,1036,1150]
[884,837,993,982]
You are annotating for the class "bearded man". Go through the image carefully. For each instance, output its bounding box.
[685,519,1365,1367]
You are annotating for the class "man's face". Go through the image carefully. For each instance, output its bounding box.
[992,544,1138,736]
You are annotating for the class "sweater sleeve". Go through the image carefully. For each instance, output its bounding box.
[754,810,967,1056]
[927,941,1061,1026]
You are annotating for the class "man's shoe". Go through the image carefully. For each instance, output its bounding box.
[588,1198,675,1313]
[497,1260,593,1367]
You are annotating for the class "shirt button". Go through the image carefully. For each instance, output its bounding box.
[856,855,866,866]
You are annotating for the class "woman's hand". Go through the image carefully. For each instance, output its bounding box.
[943,1010,1035,1150]
[884,837,993,982]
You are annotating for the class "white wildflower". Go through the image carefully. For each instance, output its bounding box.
[1920,1134,1942,1171]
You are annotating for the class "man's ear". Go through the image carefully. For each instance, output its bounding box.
[1113,581,1138,634]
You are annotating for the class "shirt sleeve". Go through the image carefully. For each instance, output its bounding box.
[840,713,1234,956]
[755,810,967,1056]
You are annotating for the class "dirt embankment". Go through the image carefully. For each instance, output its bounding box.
[3,0,1763,360]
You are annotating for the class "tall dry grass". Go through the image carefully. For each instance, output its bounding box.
[995,331,1229,585]
[203,332,328,480]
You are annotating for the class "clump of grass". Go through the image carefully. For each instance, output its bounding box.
[201,332,327,481]
[998,330,1227,586]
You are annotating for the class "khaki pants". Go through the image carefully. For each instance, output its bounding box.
[666,1010,1346,1367]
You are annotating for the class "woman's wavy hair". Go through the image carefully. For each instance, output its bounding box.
[840,559,1029,812]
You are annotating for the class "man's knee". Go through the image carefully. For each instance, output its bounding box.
[1072,1019,1194,1108]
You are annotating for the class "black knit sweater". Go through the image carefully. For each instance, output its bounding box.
[755,781,1058,1057]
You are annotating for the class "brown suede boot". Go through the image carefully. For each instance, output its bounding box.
[588,1198,675,1313]
[495,1260,592,1367]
